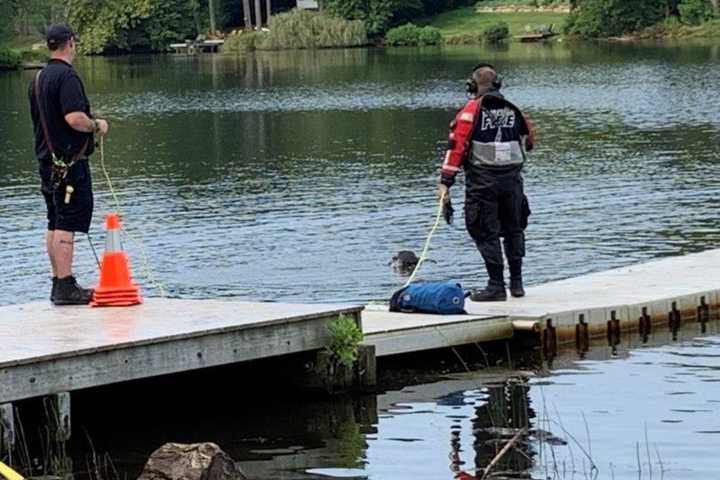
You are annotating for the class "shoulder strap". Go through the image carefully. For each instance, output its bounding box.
[34,71,56,156]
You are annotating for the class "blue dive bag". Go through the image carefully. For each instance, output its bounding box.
[390,281,466,315]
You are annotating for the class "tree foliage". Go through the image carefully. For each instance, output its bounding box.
[565,0,666,37]
[679,0,716,24]
[323,0,469,36]
[0,2,14,43]
[565,0,717,37]
[67,0,204,54]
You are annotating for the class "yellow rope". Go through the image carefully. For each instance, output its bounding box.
[98,136,167,297]
[0,462,24,480]
[402,191,447,288]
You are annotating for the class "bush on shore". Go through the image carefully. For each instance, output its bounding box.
[0,47,46,69]
[482,21,510,42]
[224,9,368,52]
[385,23,442,46]
[0,47,21,69]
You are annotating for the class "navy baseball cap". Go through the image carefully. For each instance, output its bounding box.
[46,24,77,48]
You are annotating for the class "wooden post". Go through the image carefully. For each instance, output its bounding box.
[355,344,377,390]
[0,403,14,455]
[45,392,71,442]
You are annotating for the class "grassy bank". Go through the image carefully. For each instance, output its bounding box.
[423,6,567,40]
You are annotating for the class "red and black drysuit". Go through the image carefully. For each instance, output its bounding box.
[440,92,535,286]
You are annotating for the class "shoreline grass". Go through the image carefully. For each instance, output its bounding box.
[422,7,568,39]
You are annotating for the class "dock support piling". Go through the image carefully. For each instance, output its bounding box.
[543,319,557,360]
[355,345,377,390]
[575,314,589,355]
[669,302,681,339]
[607,310,621,348]
[45,392,71,442]
[697,296,710,325]
[639,306,651,341]
[0,403,15,455]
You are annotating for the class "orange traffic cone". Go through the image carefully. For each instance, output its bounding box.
[91,213,142,307]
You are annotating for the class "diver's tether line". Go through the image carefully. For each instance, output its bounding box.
[98,136,167,297]
[401,191,446,289]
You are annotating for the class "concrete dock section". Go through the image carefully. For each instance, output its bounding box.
[465,248,720,341]
[363,249,720,352]
[362,310,510,357]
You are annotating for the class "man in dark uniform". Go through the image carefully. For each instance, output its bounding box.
[29,24,109,305]
[438,64,535,302]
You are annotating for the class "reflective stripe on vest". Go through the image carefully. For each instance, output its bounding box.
[469,139,525,167]
[468,106,526,168]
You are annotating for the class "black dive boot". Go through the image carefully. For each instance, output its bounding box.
[509,260,525,298]
[470,281,507,302]
[54,276,93,306]
[470,264,507,302]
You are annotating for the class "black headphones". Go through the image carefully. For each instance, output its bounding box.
[465,63,503,95]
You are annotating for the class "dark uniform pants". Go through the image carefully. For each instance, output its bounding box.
[464,170,525,282]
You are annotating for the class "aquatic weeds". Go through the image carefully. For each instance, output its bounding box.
[327,314,363,368]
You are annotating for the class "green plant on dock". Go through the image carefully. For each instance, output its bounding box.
[326,315,363,368]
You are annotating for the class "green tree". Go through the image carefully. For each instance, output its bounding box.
[67,0,202,53]
[0,2,15,43]
[564,0,666,37]
[679,0,717,24]
[323,0,423,36]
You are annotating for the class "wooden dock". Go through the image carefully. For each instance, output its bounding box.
[1,249,720,450]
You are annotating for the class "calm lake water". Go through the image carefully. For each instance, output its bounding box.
[2,42,720,479]
[1,42,720,303]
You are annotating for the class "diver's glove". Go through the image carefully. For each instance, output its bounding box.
[437,183,450,204]
[443,198,454,225]
[437,183,453,225]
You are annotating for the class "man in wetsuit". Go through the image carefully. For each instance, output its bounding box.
[29,24,109,305]
[438,64,535,302]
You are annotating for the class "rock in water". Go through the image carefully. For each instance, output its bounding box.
[138,443,248,480]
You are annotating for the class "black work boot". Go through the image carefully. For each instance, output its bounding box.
[50,276,58,302]
[470,281,507,302]
[509,279,525,298]
[54,276,93,306]
[509,260,525,298]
